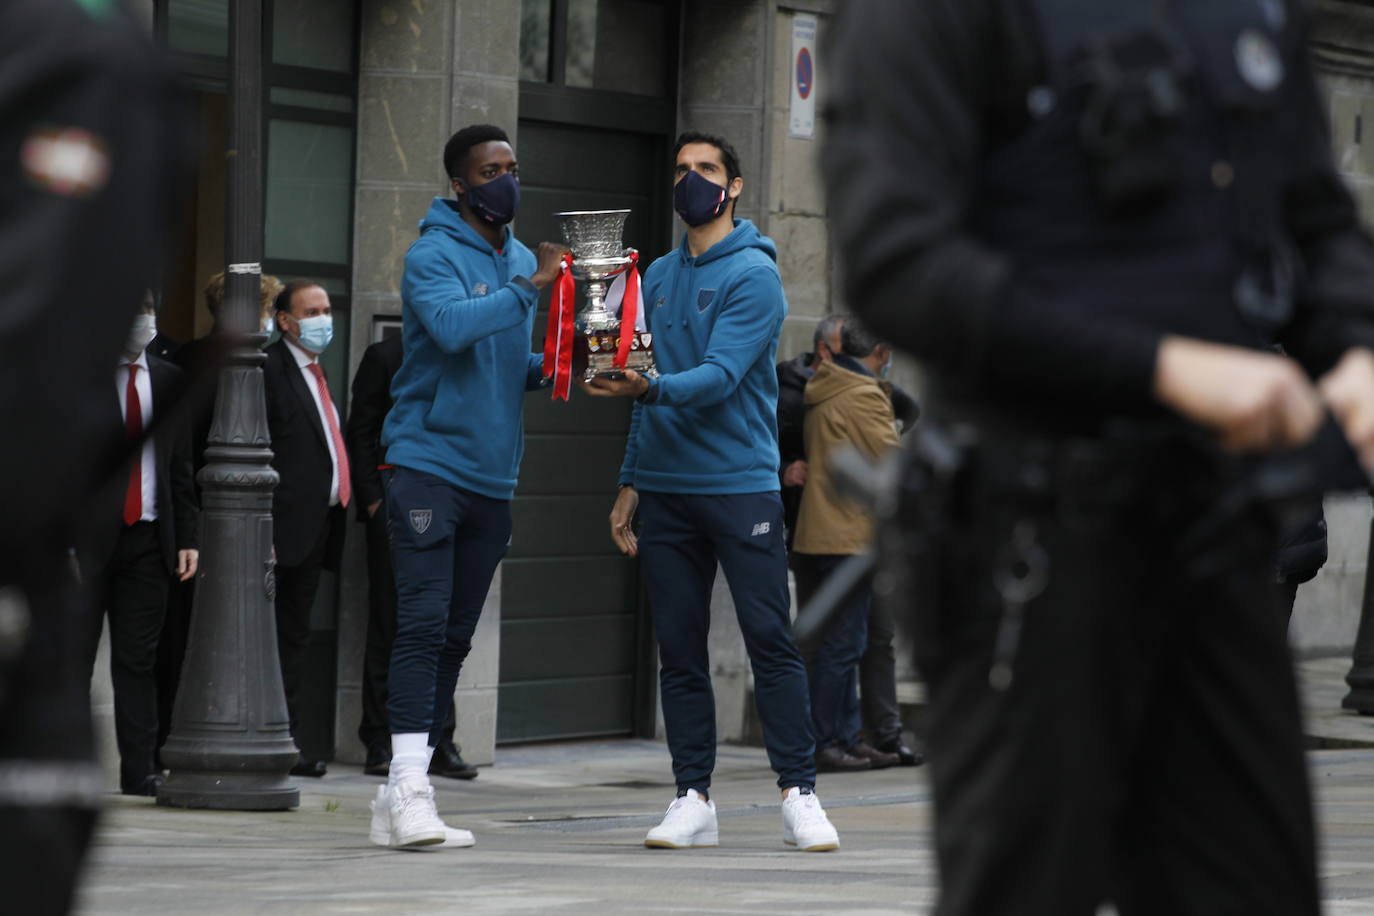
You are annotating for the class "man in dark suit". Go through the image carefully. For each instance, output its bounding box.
[87,296,200,797]
[264,280,348,777]
[346,333,476,780]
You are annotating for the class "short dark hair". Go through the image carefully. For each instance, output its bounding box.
[443,124,511,180]
[840,319,883,358]
[813,314,845,352]
[672,131,741,183]
[275,280,322,317]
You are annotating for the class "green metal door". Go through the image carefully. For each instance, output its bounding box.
[499,123,669,743]
[502,0,678,742]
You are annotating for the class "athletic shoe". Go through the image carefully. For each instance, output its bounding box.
[781,786,840,852]
[440,825,476,848]
[369,778,446,849]
[644,789,719,848]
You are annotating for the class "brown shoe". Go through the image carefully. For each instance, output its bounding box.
[849,741,900,770]
[815,745,871,773]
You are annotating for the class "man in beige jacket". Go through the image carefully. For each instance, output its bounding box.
[793,321,900,772]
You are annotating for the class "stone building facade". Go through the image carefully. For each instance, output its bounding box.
[99,1,1374,776]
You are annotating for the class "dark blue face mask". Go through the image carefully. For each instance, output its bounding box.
[463,173,520,225]
[673,169,732,227]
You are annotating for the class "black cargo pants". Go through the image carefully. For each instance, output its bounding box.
[908,427,1318,916]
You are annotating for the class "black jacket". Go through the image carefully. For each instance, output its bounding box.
[172,331,224,476]
[823,0,1374,412]
[263,339,345,570]
[90,354,199,577]
[345,334,404,522]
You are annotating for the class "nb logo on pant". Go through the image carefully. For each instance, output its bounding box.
[750,522,771,537]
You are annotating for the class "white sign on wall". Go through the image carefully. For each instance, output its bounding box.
[789,13,817,140]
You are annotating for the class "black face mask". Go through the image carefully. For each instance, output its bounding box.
[673,169,732,227]
[463,173,520,225]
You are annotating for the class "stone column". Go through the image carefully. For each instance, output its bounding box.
[337,0,520,766]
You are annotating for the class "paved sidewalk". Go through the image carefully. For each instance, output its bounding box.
[77,741,929,915]
[1300,656,1374,749]
[75,655,1374,914]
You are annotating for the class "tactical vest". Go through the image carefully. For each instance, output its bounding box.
[974,0,1306,350]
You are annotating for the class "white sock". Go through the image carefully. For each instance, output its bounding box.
[389,732,431,787]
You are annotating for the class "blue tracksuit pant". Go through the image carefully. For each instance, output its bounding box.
[385,465,510,742]
[638,490,816,793]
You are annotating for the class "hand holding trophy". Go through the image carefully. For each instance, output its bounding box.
[541,209,657,400]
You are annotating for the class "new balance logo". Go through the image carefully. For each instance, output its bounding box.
[750,522,771,537]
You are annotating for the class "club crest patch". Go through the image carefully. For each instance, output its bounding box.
[697,289,718,313]
[409,509,433,535]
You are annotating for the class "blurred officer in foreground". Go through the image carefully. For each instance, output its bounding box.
[825,2,1374,914]
[0,0,187,911]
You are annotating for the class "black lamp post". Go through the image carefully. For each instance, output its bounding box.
[158,0,299,810]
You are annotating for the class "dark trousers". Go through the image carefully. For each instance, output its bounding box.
[793,553,869,751]
[274,522,330,747]
[386,466,509,742]
[1,562,100,915]
[638,491,815,793]
[1277,578,1301,627]
[791,551,904,748]
[359,501,456,753]
[89,522,170,787]
[910,435,1318,916]
[857,598,903,746]
[154,576,194,757]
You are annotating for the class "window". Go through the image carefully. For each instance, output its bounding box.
[520,0,672,98]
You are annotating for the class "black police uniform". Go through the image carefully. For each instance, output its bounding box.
[0,1,187,911]
[824,1,1374,914]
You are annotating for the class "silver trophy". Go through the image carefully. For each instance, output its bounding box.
[555,208,657,381]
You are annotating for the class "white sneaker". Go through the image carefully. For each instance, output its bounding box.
[440,825,475,848]
[644,789,719,848]
[369,777,446,849]
[781,786,840,852]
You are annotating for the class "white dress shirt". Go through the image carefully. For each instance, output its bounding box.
[284,337,342,506]
[116,350,157,522]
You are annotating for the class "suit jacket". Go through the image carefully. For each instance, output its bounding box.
[344,334,403,522]
[172,332,221,476]
[263,339,345,570]
[91,354,200,576]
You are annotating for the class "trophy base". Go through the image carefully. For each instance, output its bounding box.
[575,326,656,382]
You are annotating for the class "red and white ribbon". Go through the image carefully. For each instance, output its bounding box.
[542,254,576,401]
[613,250,642,370]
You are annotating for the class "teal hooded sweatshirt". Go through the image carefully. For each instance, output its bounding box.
[618,219,787,494]
[383,198,545,499]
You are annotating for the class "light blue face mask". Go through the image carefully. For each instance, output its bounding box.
[880,360,892,379]
[295,314,333,353]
